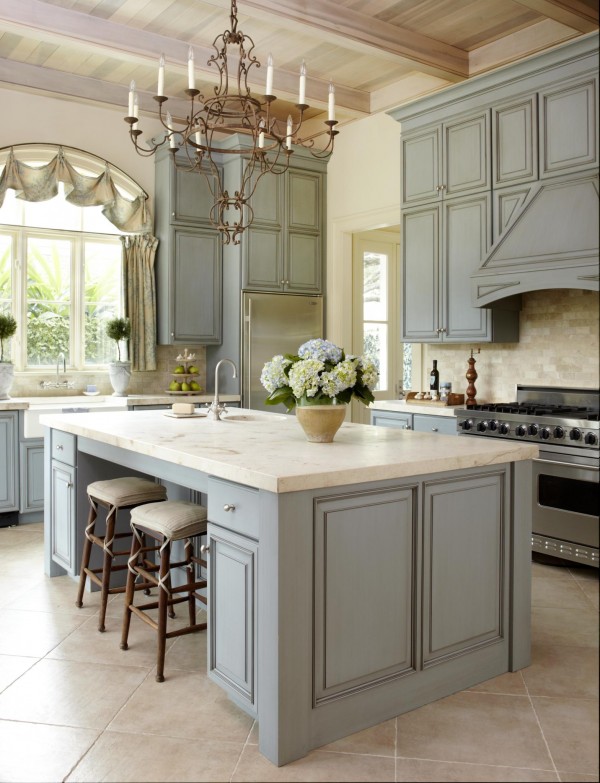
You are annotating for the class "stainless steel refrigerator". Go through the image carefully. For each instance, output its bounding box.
[242,291,323,412]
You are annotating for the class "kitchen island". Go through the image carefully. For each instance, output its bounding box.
[41,407,538,766]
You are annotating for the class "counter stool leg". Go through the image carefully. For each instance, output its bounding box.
[120,532,141,652]
[75,502,96,608]
[156,539,171,683]
[98,505,117,632]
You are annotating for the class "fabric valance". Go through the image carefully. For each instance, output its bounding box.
[0,146,152,233]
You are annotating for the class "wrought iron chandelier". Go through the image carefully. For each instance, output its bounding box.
[124,0,339,245]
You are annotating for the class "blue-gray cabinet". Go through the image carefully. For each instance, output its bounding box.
[20,440,44,514]
[371,408,458,435]
[0,411,18,513]
[50,430,76,574]
[155,148,223,346]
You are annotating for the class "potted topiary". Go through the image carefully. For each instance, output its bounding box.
[105,316,132,396]
[0,312,17,400]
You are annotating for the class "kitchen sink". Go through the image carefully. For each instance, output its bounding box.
[22,395,129,438]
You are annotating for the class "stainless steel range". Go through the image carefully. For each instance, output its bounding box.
[457,385,599,568]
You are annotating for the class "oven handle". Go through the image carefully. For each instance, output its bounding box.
[534,458,599,473]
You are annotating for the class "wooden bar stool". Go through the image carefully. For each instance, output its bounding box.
[76,477,167,632]
[120,500,208,682]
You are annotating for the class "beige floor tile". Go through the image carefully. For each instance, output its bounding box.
[317,718,396,757]
[569,567,599,584]
[395,691,553,769]
[66,730,244,782]
[0,658,148,729]
[0,654,37,693]
[467,670,527,695]
[532,607,599,648]
[164,626,208,672]
[0,607,88,656]
[108,668,254,743]
[522,643,599,699]
[0,576,42,610]
[3,573,103,614]
[532,697,600,776]
[532,562,574,580]
[558,774,599,782]
[395,758,559,781]
[232,745,395,782]
[532,577,596,610]
[0,719,99,783]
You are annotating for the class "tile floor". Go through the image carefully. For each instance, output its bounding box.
[0,522,598,783]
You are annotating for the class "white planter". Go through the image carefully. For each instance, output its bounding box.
[108,361,132,396]
[0,362,14,400]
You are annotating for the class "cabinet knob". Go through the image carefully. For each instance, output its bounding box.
[200,544,210,554]
[65,481,73,488]
[223,503,236,512]
[56,444,63,451]
[431,427,438,432]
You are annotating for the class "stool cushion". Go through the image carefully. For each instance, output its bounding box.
[131,500,207,541]
[88,477,167,507]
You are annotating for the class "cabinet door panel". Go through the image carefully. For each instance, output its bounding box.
[423,473,506,666]
[371,411,412,429]
[287,233,321,292]
[173,167,217,225]
[402,205,440,341]
[20,442,45,513]
[171,229,222,343]
[444,113,490,197]
[443,194,491,341]
[493,96,537,187]
[250,171,281,226]
[207,526,257,710]
[244,228,283,290]
[0,413,18,512]
[402,126,441,205]
[540,77,598,176]
[288,170,321,230]
[313,487,415,703]
[51,461,75,573]
[412,415,457,435]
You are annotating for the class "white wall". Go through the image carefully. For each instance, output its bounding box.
[1,88,161,199]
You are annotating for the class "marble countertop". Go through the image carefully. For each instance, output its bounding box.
[0,393,240,411]
[370,399,466,417]
[40,407,538,494]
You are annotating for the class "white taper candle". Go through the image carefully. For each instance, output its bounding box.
[328,82,335,122]
[299,60,306,105]
[157,53,165,97]
[266,53,273,95]
[187,46,195,90]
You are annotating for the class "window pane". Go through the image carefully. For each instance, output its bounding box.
[363,252,388,321]
[364,323,387,391]
[84,240,123,365]
[23,190,81,231]
[0,190,22,226]
[82,206,121,234]
[0,234,12,305]
[403,343,412,392]
[27,237,71,366]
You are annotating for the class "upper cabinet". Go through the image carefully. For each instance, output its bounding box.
[243,161,326,294]
[154,149,223,345]
[402,111,490,206]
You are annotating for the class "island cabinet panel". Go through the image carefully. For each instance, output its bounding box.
[207,525,258,713]
[313,487,416,703]
[0,412,18,513]
[20,441,44,513]
[422,472,506,665]
[370,409,413,429]
[50,461,76,574]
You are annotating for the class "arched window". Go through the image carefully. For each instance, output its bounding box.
[0,144,150,371]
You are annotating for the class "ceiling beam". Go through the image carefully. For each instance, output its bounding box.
[511,0,599,33]
[217,0,469,80]
[0,0,369,114]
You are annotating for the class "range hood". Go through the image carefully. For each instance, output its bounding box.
[472,171,599,307]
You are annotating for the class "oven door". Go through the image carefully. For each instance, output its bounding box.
[532,445,599,566]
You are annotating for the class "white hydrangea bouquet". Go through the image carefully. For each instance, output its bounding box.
[260,338,378,411]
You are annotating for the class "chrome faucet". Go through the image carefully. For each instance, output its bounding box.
[56,352,66,381]
[206,359,238,420]
[38,353,74,390]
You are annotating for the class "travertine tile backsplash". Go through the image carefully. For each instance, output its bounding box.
[422,289,599,403]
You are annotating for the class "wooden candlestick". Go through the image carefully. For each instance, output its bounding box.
[466,350,478,408]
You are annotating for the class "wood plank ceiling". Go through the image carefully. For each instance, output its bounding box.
[0,0,598,133]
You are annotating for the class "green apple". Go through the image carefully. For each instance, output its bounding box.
[181,382,191,392]
[169,380,182,392]
[174,365,185,374]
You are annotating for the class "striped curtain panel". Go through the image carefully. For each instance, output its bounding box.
[121,234,159,371]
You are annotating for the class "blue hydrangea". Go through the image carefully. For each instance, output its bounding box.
[260,355,292,393]
[298,339,342,365]
[288,359,324,399]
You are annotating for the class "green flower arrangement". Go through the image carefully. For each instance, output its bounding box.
[261,338,378,411]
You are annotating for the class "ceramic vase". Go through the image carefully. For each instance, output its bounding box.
[108,361,131,396]
[295,401,347,443]
[0,362,14,400]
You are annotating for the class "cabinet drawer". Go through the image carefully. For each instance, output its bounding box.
[51,430,76,465]
[208,476,260,539]
[412,414,457,435]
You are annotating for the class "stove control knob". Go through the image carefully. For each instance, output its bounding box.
[489,420,499,432]
[477,421,488,432]
[459,419,473,431]
[499,423,511,435]
[540,427,551,440]
[584,432,598,446]
[569,428,581,441]
[553,426,565,439]
[516,424,527,437]
[528,423,539,436]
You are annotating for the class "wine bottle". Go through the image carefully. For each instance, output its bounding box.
[429,359,439,392]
